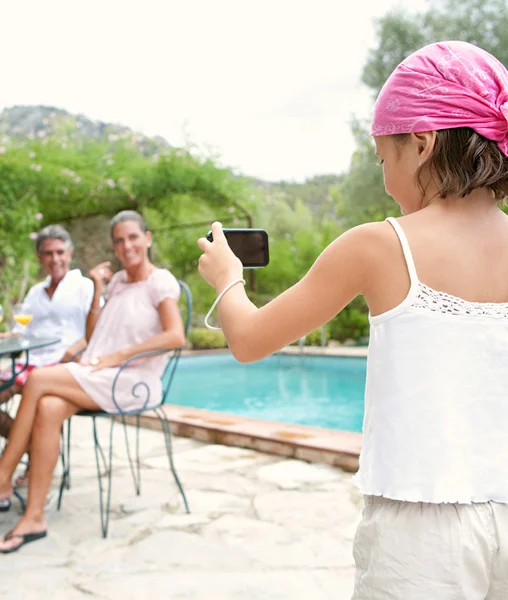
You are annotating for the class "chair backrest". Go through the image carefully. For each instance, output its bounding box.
[178,279,192,337]
[160,279,192,401]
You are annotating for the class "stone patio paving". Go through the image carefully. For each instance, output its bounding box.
[0,417,362,599]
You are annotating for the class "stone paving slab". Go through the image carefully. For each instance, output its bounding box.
[0,416,362,599]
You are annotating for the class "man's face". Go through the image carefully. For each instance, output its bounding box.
[37,238,73,281]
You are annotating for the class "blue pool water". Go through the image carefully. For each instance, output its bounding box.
[167,353,367,432]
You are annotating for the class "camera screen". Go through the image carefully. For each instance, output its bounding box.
[225,230,269,268]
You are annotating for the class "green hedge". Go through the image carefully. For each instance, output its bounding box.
[305,326,330,346]
[328,298,370,342]
[187,327,228,350]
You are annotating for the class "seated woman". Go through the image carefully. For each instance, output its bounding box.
[0,210,185,553]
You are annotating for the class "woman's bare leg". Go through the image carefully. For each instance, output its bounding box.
[0,395,80,551]
[0,365,99,498]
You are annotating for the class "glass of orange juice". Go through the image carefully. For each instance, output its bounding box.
[13,303,33,332]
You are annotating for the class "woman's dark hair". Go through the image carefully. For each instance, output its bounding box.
[109,210,147,238]
[393,128,508,201]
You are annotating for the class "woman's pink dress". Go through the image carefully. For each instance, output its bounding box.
[64,268,180,413]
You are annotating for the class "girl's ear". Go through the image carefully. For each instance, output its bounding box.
[413,131,437,164]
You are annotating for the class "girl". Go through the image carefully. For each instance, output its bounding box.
[197,41,508,598]
[0,210,185,553]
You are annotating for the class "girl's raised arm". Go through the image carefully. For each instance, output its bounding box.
[198,221,383,363]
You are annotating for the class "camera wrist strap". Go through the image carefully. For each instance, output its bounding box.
[204,278,246,330]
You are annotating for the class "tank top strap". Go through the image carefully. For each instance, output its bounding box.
[385,217,419,285]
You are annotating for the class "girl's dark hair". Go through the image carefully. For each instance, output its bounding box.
[109,210,147,238]
[393,128,508,201]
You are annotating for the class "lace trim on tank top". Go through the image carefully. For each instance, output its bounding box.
[412,282,508,318]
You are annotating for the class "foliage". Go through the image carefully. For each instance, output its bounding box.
[260,174,343,218]
[0,188,41,328]
[305,326,330,346]
[333,118,399,228]
[363,0,508,97]
[0,140,249,225]
[187,328,228,350]
[328,297,370,342]
[0,143,136,224]
[362,10,427,99]
[250,195,343,301]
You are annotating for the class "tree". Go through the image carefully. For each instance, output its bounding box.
[362,11,426,99]
[334,118,398,228]
[0,189,40,315]
[363,0,508,97]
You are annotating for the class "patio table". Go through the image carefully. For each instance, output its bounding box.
[0,335,61,393]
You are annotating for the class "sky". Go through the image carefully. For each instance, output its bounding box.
[0,0,428,182]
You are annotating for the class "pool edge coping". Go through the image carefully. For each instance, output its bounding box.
[181,345,369,358]
[131,405,362,473]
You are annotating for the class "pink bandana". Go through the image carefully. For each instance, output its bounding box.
[371,41,508,155]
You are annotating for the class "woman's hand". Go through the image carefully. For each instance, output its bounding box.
[197,222,243,292]
[89,262,113,289]
[82,351,124,372]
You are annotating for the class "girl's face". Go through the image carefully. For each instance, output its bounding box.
[374,134,429,215]
[112,220,152,269]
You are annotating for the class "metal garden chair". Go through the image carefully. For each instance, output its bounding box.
[57,279,191,537]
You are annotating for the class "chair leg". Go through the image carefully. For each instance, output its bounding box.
[121,415,141,496]
[13,490,26,512]
[93,417,114,538]
[57,418,72,511]
[92,417,115,538]
[154,407,189,514]
[95,424,108,477]
[65,418,71,490]
[136,414,140,492]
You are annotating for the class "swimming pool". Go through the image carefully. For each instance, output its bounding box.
[166,353,366,432]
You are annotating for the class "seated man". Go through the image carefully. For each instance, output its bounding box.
[0,224,94,484]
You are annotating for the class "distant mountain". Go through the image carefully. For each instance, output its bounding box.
[0,105,170,156]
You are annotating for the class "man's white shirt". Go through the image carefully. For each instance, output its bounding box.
[16,269,94,367]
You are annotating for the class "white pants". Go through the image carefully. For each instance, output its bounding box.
[352,495,508,599]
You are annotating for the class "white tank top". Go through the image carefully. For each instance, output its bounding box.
[354,217,508,504]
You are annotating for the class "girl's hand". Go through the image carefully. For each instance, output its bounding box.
[82,352,124,372]
[197,222,243,292]
[89,262,113,288]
